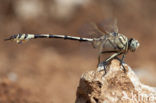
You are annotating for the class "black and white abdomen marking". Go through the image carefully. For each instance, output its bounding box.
[5,34,93,44]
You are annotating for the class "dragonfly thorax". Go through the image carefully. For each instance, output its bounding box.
[113,33,129,52]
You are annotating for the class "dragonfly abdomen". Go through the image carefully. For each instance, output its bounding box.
[5,34,93,44]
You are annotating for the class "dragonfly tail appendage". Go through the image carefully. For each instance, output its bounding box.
[4,34,34,44]
[4,35,17,41]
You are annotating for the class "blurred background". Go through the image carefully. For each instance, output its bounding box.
[0,0,156,103]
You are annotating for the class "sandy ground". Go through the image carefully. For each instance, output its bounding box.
[0,0,156,103]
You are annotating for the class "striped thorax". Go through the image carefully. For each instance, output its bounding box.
[114,33,129,53]
[92,33,131,53]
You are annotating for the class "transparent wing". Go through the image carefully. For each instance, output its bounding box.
[78,19,118,38]
[78,22,106,38]
[97,18,118,34]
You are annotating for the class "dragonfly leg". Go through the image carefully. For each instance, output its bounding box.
[101,51,117,54]
[98,54,101,67]
[97,60,108,75]
[101,53,121,75]
[97,51,117,67]
[105,52,121,62]
[115,54,126,73]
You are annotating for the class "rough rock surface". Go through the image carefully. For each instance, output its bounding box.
[76,59,156,103]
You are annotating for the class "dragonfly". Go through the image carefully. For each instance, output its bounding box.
[4,20,140,74]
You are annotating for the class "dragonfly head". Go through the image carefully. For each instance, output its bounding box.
[128,38,140,52]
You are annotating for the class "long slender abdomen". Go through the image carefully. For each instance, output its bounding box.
[5,34,93,44]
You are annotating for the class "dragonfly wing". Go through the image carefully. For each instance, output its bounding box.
[97,18,118,34]
[78,22,105,38]
[78,18,118,38]
[113,19,118,33]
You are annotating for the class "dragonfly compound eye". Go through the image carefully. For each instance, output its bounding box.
[129,39,140,52]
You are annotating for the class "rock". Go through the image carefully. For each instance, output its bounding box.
[75,59,156,103]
